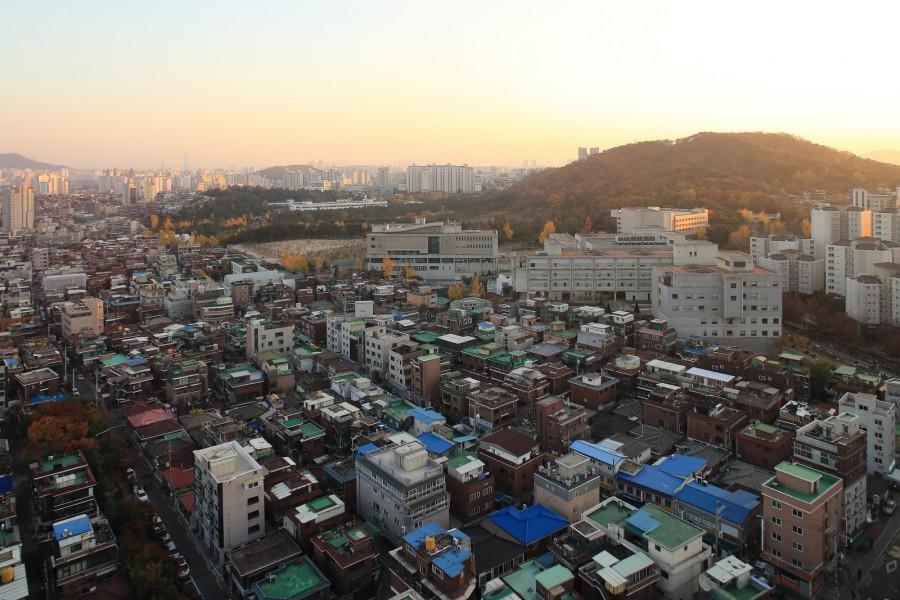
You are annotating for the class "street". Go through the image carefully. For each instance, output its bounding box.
[76,379,226,600]
[837,502,900,599]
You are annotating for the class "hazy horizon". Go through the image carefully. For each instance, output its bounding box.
[4,1,900,170]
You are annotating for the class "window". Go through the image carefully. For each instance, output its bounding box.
[791,558,803,568]
[248,510,260,520]
[792,542,803,551]
[772,549,782,558]
[771,500,782,509]
[791,508,802,518]
[248,495,260,506]
[772,516,782,526]
[792,525,803,535]
[431,564,444,580]
[248,524,260,535]
[771,532,782,541]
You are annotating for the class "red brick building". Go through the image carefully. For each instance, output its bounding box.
[569,372,618,409]
[445,454,494,523]
[478,430,542,502]
[734,422,795,470]
[534,395,589,454]
[643,386,691,434]
[687,401,748,450]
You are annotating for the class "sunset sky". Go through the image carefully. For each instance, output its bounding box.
[3,1,900,169]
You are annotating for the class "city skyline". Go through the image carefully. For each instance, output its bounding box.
[4,1,900,169]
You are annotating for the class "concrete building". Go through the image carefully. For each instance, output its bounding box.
[47,514,119,596]
[652,251,783,351]
[845,274,884,324]
[610,207,709,235]
[355,441,449,543]
[837,392,896,475]
[445,454,494,523]
[749,233,815,258]
[761,462,842,599]
[825,237,900,297]
[363,327,409,379]
[810,205,871,258]
[60,298,104,340]
[406,164,479,194]
[533,453,601,522]
[851,187,898,211]
[793,414,867,544]
[366,219,497,281]
[756,250,824,295]
[193,441,266,563]
[872,207,900,242]
[2,186,34,232]
[246,319,294,363]
[478,430,543,502]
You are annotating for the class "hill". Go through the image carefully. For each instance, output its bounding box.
[489,132,900,243]
[0,153,64,170]
[256,164,316,179]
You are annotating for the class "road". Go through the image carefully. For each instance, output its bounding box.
[837,503,900,599]
[76,380,226,600]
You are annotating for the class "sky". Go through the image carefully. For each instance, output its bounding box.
[3,1,900,170]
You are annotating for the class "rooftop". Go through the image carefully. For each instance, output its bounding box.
[625,504,704,550]
[252,558,330,600]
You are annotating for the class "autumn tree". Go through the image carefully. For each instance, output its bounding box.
[281,250,309,273]
[312,255,326,269]
[382,257,394,279]
[403,265,417,279]
[801,218,811,238]
[502,222,514,241]
[149,213,159,229]
[538,221,556,243]
[448,282,466,300]
[471,274,482,298]
[727,224,751,251]
[579,216,593,234]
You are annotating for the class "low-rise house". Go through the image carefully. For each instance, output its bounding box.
[391,523,477,600]
[478,430,542,503]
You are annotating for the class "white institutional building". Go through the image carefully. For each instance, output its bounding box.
[610,206,708,235]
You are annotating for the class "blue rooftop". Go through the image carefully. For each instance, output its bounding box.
[676,482,760,524]
[125,357,148,367]
[417,432,454,455]
[408,408,444,424]
[27,393,65,406]
[655,454,706,479]
[53,515,92,541]
[356,443,379,456]
[403,522,445,548]
[625,509,661,535]
[570,439,624,466]
[432,546,472,578]
[487,504,569,545]
[617,464,685,496]
[0,474,12,495]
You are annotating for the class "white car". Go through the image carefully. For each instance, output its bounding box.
[135,487,149,502]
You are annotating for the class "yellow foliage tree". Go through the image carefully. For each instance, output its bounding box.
[382,257,394,279]
[801,218,811,238]
[766,220,787,234]
[149,213,159,229]
[448,282,466,300]
[538,221,556,243]
[502,222,514,241]
[471,274,482,298]
[579,216,593,234]
[312,255,326,269]
[281,250,309,273]
[728,224,752,251]
[403,265,417,279]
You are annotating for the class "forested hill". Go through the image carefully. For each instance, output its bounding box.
[490,132,900,238]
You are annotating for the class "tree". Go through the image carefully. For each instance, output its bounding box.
[149,214,159,229]
[579,216,593,234]
[502,222,514,241]
[382,257,394,279]
[801,217,811,238]
[281,250,309,273]
[538,220,556,243]
[471,274,482,298]
[727,224,751,251]
[312,255,326,269]
[809,360,833,401]
[403,265,417,279]
[448,282,466,300]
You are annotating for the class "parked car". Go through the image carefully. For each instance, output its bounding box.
[165,540,177,555]
[135,487,149,502]
[883,497,896,515]
[174,556,190,580]
[126,467,136,481]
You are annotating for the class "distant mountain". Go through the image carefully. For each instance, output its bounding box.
[0,153,64,170]
[864,149,900,166]
[256,164,315,179]
[489,132,900,240]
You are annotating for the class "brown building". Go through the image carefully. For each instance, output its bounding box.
[534,395,589,454]
[438,371,481,422]
[734,422,794,470]
[393,524,477,600]
[445,453,494,523]
[536,361,575,395]
[478,430,543,502]
[687,400,748,450]
[728,380,784,423]
[569,372,618,410]
[310,520,380,600]
[30,451,99,526]
[468,386,518,435]
[761,462,842,599]
[15,367,61,407]
[643,386,691,434]
[636,318,677,355]
[503,366,551,414]
[411,352,447,404]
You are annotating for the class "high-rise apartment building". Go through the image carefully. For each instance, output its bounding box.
[810,205,872,258]
[756,250,824,295]
[406,164,478,193]
[2,186,34,232]
[193,442,266,563]
[355,441,449,542]
[824,237,900,296]
[577,147,588,161]
[749,233,816,258]
[851,187,898,211]
[761,462,842,599]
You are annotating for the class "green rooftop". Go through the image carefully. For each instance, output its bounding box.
[585,501,634,529]
[383,399,414,422]
[100,354,129,367]
[767,462,841,503]
[503,560,576,600]
[283,418,303,429]
[300,422,325,439]
[711,581,767,600]
[37,453,82,474]
[534,564,574,589]
[411,331,440,343]
[446,454,478,469]
[778,352,805,362]
[636,504,704,550]
[254,558,329,600]
[308,496,335,512]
